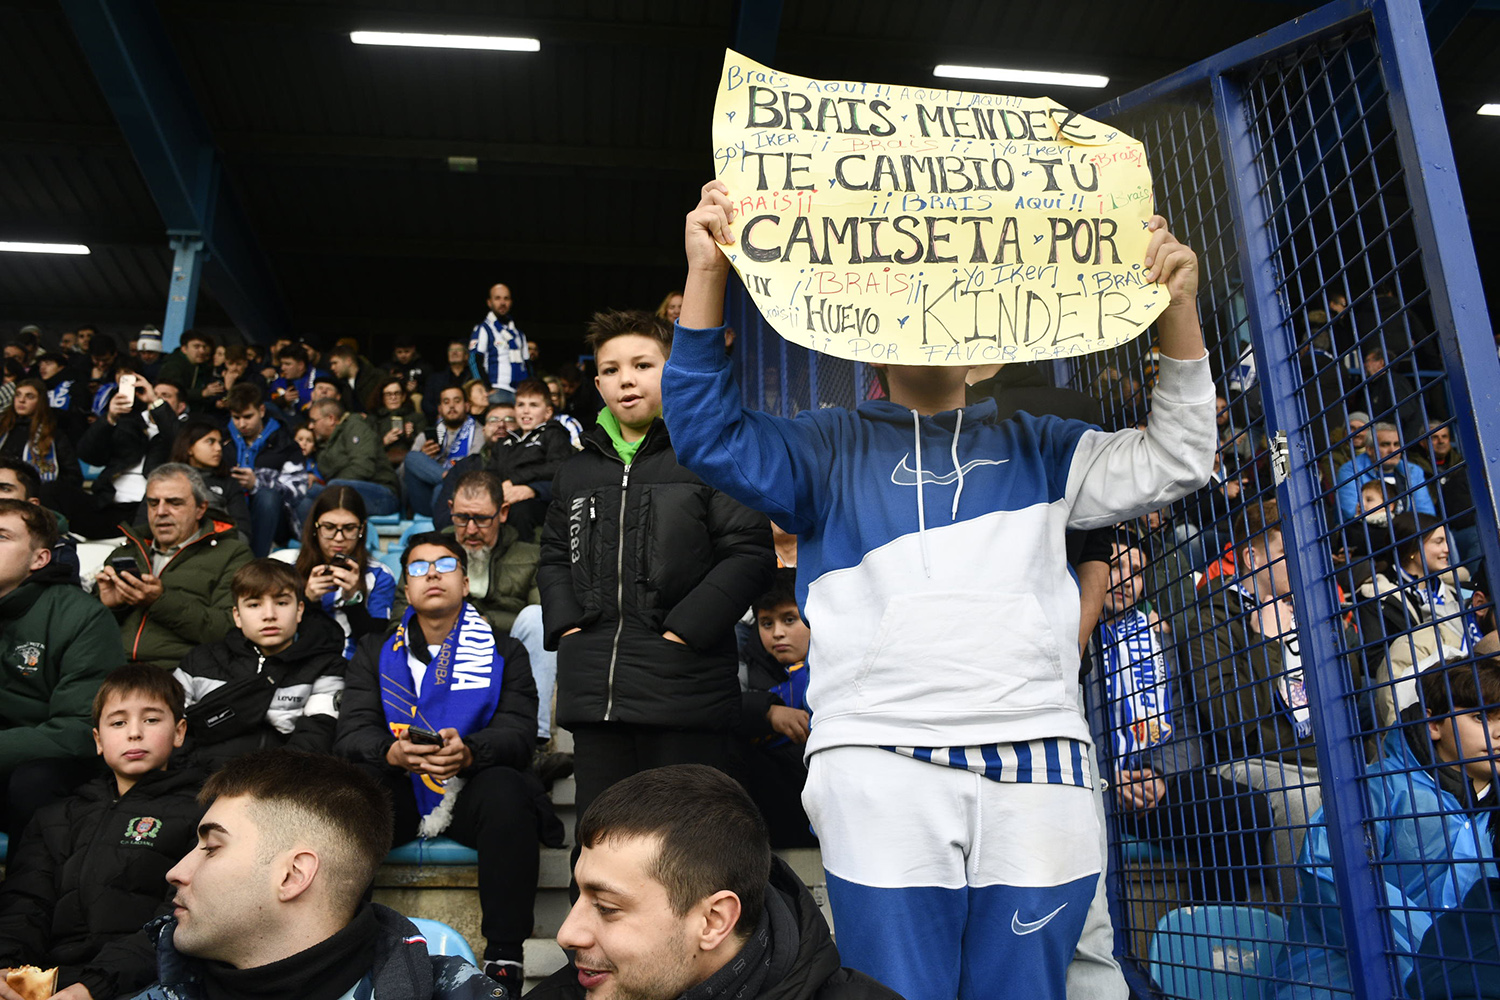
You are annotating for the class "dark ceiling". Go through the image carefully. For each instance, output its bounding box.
[0,0,1495,361]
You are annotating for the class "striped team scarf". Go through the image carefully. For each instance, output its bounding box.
[1100,607,1174,769]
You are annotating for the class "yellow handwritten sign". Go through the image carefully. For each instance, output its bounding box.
[712,51,1165,366]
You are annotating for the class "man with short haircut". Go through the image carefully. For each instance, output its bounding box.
[469,283,529,404]
[298,397,400,520]
[532,764,902,1000]
[403,386,480,518]
[438,378,574,539]
[156,330,217,411]
[1187,499,1360,906]
[125,748,504,1000]
[1335,420,1436,519]
[95,463,254,670]
[335,533,560,990]
[269,343,329,417]
[224,383,302,556]
[482,403,517,444]
[327,345,381,414]
[391,471,553,742]
[0,499,125,854]
[423,340,471,422]
[73,378,183,539]
[1425,419,1477,562]
[0,456,81,583]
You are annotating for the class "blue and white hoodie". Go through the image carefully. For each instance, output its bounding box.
[662,324,1215,756]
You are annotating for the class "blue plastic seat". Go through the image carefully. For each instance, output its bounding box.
[0,831,8,859]
[386,836,478,866]
[407,917,477,963]
[1148,905,1288,1000]
[378,548,406,578]
[397,517,435,550]
[1118,834,1177,863]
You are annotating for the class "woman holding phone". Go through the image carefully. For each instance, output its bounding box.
[371,375,427,465]
[294,486,395,657]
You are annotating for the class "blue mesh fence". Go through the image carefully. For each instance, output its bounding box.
[724,1,1499,997]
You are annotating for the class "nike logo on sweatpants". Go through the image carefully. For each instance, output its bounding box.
[1011,903,1069,935]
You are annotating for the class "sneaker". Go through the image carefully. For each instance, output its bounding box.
[483,960,523,994]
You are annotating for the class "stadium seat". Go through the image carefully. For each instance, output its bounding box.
[387,836,479,866]
[0,831,8,858]
[1118,834,1178,863]
[1148,906,1288,1000]
[398,517,435,549]
[407,917,477,963]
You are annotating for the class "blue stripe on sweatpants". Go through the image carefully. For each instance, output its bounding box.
[826,873,1098,1000]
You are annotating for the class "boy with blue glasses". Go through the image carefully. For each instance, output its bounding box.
[334,532,563,990]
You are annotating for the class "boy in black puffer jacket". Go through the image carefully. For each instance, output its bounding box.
[539,310,775,832]
[0,665,204,1000]
[173,559,347,771]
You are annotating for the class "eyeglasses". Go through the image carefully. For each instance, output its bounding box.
[407,556,460,577]
[485,415,517,426]
[450,512,497,527]
[315,521,361,538]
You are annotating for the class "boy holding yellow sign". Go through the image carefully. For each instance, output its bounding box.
[663,179,1214,1000]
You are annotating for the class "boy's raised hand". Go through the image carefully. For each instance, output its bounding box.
[1143,215,1200,310]
[684,181,735,276]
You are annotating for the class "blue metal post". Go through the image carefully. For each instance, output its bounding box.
[1369,0,1500,599]
[1212,68,1396,1000]
[163,233,204,351]
[60,0,290,343]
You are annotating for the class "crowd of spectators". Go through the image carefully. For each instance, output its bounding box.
[0,249,1493,1000]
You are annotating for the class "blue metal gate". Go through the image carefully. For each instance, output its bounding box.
[725,1,1499,997]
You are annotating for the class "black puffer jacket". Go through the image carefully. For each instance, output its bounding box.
[0,768,206,1000]
[527,856,903,1000]
[538,419,774,731]
[440,419,577,511]
[172,609,348,770]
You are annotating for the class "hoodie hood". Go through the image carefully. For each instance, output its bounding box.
[853,396,1000,577]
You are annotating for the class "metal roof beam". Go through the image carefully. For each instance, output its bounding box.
[59,0,290,344]
[156,0,726,48]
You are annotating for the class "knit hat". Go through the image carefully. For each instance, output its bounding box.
[136,327,164,353]
[1346,411,1371,431]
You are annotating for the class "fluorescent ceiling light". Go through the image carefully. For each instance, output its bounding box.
[1480,103,1500,116]
[0,241,90,255]
[350,30,539,52]
[934,64,1109,89]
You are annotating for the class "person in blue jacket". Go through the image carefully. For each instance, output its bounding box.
[1276,657,1499,999]
[663,180,1216,1000]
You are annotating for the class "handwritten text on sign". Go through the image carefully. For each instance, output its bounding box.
[713,51,1165,365]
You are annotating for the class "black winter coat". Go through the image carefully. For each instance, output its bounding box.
[128,904,507,1000]
[333,619,537,775]
[538,419,774,731]
[172,610,348,771]
[0,769,206,1000]
[441,420,576,510]
[76,399,182,506]
[527,856,903,1000]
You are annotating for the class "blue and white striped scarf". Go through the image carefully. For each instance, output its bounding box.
[1101,607,1174,768]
